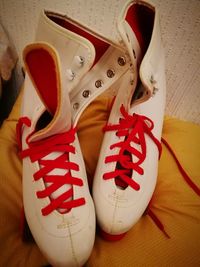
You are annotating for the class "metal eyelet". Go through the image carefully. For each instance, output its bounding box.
[95,80,103,88]
[107,69,115,78]
[82,90,91,98]
[73,102,79,110]
[118,56,126,66]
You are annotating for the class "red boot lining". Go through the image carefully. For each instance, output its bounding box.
[125,4,154,54]
[25,48,59,115]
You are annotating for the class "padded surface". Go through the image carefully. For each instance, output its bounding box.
[0,90,200,266]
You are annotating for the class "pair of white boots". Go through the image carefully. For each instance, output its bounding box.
[17,1,166,266]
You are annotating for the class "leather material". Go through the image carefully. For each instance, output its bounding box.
[20,43,95,267]
[35,10,139,125]
[93,1,166,235]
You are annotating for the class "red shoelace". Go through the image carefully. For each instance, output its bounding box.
[103,104,200,238]
[103,104,162,190]
[16,117,85,216]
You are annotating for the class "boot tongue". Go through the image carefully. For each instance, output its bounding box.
[23,43,72,142]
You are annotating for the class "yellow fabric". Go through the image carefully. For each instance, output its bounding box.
[0,91,200,267]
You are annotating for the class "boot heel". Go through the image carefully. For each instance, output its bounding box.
[99,227,126,242]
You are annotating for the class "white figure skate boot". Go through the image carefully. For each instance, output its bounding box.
[92,1,166,240]
[16,43,95,266]
[18,6,136,265]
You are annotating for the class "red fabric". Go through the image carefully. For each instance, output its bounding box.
[25,48,58,115]
[16,117,85,216]
[103,105,162,190]
[98,227,126,242]
[148,209,170,239]
[16,116,31,151]
[125,4,154,54]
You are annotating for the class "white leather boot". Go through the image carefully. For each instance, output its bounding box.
[17,43,95,266]
[93,1,166,240]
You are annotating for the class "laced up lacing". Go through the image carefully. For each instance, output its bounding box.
[103,103,200,238]
[103,105,162,190]
[16,117,85,216]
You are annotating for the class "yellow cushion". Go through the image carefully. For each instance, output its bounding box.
[0,91,200,266]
